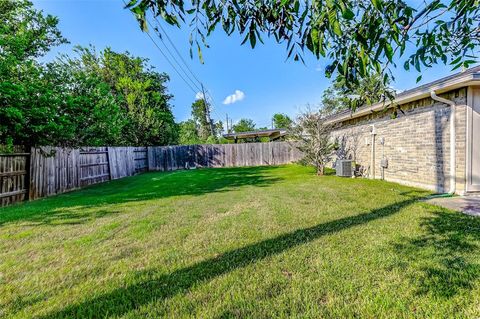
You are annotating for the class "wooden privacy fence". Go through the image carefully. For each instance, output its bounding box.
[28,146,148,200]
[0,142,301,207]
[147,142,302,171]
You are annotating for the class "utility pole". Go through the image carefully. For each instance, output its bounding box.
[201,84,215,136]
[226,114,229,133]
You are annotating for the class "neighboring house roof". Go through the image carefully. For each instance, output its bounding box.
[326,65,480,124]
[223,128,287,140]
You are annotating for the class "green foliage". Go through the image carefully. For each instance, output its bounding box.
[178,98,224,145]
[321,74,391,113]
[0,0,67,63]
[272,113,293,130]
[191,98,213,141]
[128,0,480,101]
[179,119,203,145]
[214,121,224,137]
[0,0,70,147]
[216,136,231,144]
[0,0,178,147]
[205,135,218,144]
[69,46,179,146]
[232,118,256,133]
[44,61,125,146]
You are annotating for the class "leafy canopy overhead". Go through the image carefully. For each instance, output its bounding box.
[127,0,480,104]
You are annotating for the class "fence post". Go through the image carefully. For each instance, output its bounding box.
[28,147,38,200]
[105,146,112,180]
[24,148,32,201]
[146,147,151,172]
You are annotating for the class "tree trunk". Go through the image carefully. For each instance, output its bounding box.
[316,164,324,176]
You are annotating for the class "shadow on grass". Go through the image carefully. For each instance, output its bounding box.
[0,166,283,226]
[38,196,420,319]
[393,209,480,298]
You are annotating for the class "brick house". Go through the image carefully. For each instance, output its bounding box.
[327,66,480,195]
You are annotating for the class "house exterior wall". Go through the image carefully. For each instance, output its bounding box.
[330,88,467,194]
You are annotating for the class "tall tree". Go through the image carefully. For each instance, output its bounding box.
[272,113,293,130]
[178,119,203,145]
[0,1,179,148]
[321,74,391,114]
[191,98,214,140]
[0,0,69,148]
[44,60,125,146]
[0,0,66,64]
[178,97,224,145]
[232,119,256,133]
[128,0,480,102]
[67,46,179,146]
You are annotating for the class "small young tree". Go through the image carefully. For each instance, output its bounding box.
[292,109,335,176]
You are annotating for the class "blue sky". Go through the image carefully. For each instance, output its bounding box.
[33,0,459,128]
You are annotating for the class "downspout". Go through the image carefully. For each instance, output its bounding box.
[430,91,456,195]
[370,124,376,179]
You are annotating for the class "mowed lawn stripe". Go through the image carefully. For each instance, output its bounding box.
[1,165,479,318]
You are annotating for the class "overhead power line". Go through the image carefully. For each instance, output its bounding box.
[144,31,199,94]
[123,0,199,94]
[147,19,203,92]
[152,16,204,86]
[124,1,223,121]
[149,16,223,121]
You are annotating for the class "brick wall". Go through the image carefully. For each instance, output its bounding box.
[331,88,467,194]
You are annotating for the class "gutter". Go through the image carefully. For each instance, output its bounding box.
[430,91,456,195]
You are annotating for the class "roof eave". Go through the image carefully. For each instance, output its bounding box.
[325,73,480,125]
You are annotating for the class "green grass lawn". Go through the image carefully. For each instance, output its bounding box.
[1,165,480,318]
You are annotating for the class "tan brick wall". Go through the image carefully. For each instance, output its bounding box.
[331,88,467,194]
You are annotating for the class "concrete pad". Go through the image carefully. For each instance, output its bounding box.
[424,195,480,217]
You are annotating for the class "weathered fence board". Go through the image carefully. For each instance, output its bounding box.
[133,147,148,173]
[79,147,110,187]
[0,151,29,206]
[108,147,137,180]
[29,147,80,200]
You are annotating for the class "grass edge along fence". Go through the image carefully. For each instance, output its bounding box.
[0,142,302,207]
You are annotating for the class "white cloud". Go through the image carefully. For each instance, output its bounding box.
[222,90,245,105]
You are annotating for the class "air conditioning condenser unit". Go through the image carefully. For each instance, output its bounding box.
[336,160,353,177]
